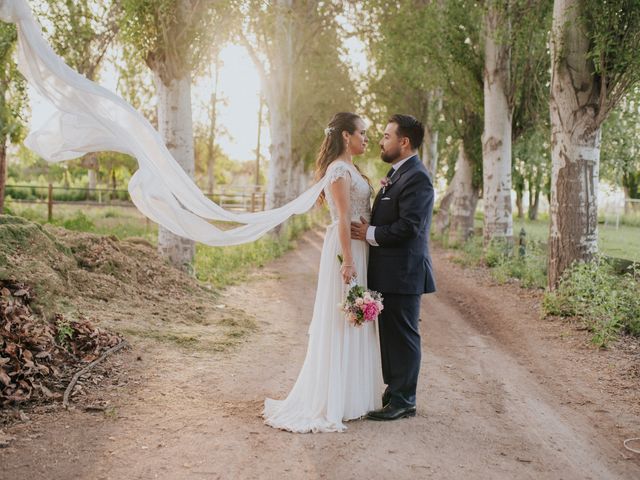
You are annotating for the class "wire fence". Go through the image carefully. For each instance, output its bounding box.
[4,183,267,221]
[602,198,640,229]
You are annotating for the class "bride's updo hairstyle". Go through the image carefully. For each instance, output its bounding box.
[315,112,368,203]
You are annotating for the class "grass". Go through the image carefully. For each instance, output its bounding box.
[6,202,157,242]
[5,199,328,289]
[195,209,327,288]
[439,213,640,347]
[472,215,640,262]
[542,257,640,347]
[445,234,548,289]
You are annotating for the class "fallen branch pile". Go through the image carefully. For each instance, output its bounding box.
[1,280,124,407]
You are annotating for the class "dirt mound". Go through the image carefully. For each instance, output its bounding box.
[0,215,201,314]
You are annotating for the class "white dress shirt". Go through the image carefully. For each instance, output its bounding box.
[366,154,415,247]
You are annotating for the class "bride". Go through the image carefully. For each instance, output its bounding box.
[1,0,382,434]
[263,112,384,433]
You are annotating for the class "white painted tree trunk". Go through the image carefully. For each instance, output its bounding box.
[267,101,292,209]
[155,73,196,270]
[207,56,220,195]
[434,187,453,235]
[434,143,477,241]
[265,0,294,210]
[286,159,305,201]
[84,152,99,191]
[422,126,439,178]
[428,90,442,178]
[482,4,513,243]
[548,0,601,288]
[449,143,479,243]
[88,169,97,190]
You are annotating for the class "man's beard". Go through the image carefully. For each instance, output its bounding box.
[380,146,401,163]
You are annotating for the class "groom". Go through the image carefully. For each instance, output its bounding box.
[351,114,436,421]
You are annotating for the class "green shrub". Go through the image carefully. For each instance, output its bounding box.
[490,241,548,289]
[543,257,640,347]
[451,235,547,289]
[58,212,96,232]
[195,211,325,288]
[458,234,484,266]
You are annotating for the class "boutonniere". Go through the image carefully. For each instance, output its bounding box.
[380,177,393,194]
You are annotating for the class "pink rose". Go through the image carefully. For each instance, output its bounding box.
[362,302,379,321]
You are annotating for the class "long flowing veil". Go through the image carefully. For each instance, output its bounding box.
[0,0,331,246]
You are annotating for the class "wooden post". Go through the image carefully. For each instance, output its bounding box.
[250,192,256,212]
[47,183,53,221]
[261,192,266,211]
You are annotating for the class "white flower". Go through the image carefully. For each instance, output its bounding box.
[464,37,472,45]
[324,127,334,136]
[355,298,364,306]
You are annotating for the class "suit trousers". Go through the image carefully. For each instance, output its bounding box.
[378,293,422,408]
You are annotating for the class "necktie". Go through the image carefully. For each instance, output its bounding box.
[386,167,395,178]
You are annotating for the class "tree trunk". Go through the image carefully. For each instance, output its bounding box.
[429,90,442,178]
[623,186,631,215]
[548,0,601,288]
[265,0,294,210]
[267,102,293,209]
[515,188,523,219]
[528,188,540,220]
[155,73,196,270]
[421,136,430,172]
[434,187,454,235]
[528,170,542,220]
[449,143,478,243]
[88,169,97,191]
[285,157,306,202]
[82,152,99,191]
[428,128,439,179]
[207,55,220,195]
[422,90,442,180]
[0,139,6,214]
[482,4,513,243]
[423,125,440,179]
[255,96,263,186]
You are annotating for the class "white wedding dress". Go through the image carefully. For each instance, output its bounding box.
[263,161,384,433]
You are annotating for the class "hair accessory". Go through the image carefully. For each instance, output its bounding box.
[324,126,334,136]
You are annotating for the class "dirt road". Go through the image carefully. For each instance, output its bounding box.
[1,229,639,479]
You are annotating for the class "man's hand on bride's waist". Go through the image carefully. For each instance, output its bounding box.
[350,216,369,241]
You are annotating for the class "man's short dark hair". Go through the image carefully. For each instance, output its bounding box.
[388,114,425,150]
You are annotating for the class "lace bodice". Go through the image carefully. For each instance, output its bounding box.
[324,161,372,223]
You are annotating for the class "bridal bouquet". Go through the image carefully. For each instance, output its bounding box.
[337,255,384,327]
[341,282,384,327]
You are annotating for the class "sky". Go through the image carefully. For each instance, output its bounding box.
[23,0,359,168]
[29,23,369,165]
[28,43,268,163]
[192,44,267,163]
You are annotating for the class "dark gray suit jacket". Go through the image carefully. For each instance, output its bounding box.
[368,155,436,295]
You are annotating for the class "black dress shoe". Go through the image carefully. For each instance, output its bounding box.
[382,392,391,407]
[366,404,416,421]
